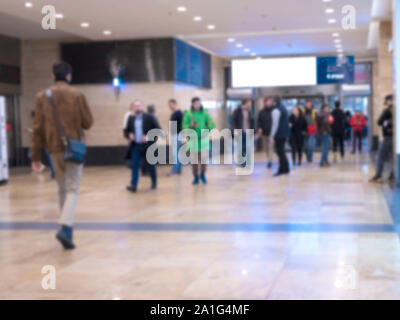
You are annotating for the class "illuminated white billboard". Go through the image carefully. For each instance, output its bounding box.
[232,57,317,88]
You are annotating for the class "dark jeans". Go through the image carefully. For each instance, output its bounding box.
[290,134,304,164]
[192,151,207,177]
[352,130,363,153]
[275,137,289,174]
[320,134,331,165]
[130,144,156,188]
[237,132,249,167]
[332,132,345,158]
[376,136,394,178]
[305,135,316,162]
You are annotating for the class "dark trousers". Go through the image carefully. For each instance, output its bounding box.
[275,138,289,174]
[192,151,208,177]
[376,136,394,178]
[352,130,363,153]
[332,132,345,158]
[131,144,156,188]
[290,135,304,164]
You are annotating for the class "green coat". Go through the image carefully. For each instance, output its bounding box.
[182,109,216,152]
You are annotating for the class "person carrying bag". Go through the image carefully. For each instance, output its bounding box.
[31,62,93,250]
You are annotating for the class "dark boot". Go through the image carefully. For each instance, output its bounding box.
[56,225,76,250]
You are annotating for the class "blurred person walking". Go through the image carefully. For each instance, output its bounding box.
[317,105,332,167]
[331,101,346,162]
[303,100,318,163]
[350,110,366,154]
[168,99,183,175]
[31,61,94,250]
[232,99,254,168]
[370,94,395,183]
[125,100,161,192]
[182,97,215,185]
[289,105,307,166]
[270,96,290,176]
[257,97,274,168]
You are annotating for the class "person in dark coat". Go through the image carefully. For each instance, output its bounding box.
[370,94,395,183]
[289,105,307,166]
[231,99,254,167]
[270,96,290,176]
[257,97,274,168]
[331,101,346,162]
[124,100,161,192]
[317,105,333,167]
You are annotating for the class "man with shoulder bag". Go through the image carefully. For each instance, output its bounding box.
[31,62,94,250]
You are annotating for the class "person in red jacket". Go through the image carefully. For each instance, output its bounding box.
[350,110,366,154]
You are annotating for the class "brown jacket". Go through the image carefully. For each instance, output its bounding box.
[31,81,94,161]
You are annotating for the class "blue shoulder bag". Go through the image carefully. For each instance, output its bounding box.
[46,89,87,164]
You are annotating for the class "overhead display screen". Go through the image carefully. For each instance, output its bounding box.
[232,57,317,88]
[317,56,355,84]
[232,56,355,88]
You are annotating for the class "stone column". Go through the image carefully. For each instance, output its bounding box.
[393,0,400,186]
[374,22,393,140]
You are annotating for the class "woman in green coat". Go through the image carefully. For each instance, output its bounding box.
[182,97,215,185]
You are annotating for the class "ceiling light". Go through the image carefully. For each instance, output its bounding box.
[322,0,332,2]
[177,6,187,12]
[334,39,341,43]
[236,43,243,48]
[325,8,334,14]
[251,53,257,56]
[332,32,340,37]
[25,2,33,8]
[244,48,251,52]
[336,43,342,48]
[207,25,216,30]
[227,38,235,43]
[55,13,64,19]
[328,19,337,24]
[80,22,90,28]
[103,30,112,36]
[193,16,202,21]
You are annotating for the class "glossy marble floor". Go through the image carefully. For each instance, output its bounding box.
[0,152,399,300]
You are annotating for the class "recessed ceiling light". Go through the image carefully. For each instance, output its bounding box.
[80,22,90,28]
[207,25,216,30]
[244,48,251,52]
[236,43,243,48]
[325,8,334,14]
[251,53,257,56]
[25,2,33,8]
[332,32,340,37]
[334,39,341,43]
[322,0,332,2]
[336,43,342,48]
[55,13,64,19]
[328,19,337,24]
[177,6,187,12]
[193,16,202,21]
[227,38,235,42]
[103,30,112,36]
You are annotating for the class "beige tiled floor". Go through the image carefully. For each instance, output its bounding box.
[0,153,399,299]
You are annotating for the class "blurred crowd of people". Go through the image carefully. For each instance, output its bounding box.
[29,62,395,250]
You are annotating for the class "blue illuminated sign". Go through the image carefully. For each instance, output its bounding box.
[317,56,355,84]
